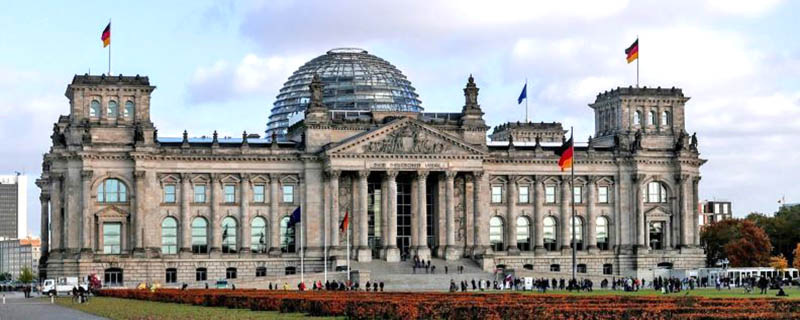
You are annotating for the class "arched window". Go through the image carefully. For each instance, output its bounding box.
[161,217,178,254]
[104,268,124,287]
[221,217,237,253]
[489,216,504,252]
[191,217,208,254]
[596,216,609,250]
[124,101,134,119]
[569,217,584,250]
[661,111,671,126]
[251,217,267,253]
[280,216,295,253]
[97,178,127,203]
[516,216,531,251]
[543,216,557,251]
[90,100,101,118]
[108,100,118,117]
[634,110,642,126]
[648,110,656,126]
[646,181,668,203]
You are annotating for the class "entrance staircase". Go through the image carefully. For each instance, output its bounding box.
[352,258,494,291]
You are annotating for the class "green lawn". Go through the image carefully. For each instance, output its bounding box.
[519,287,800,299]
[55,297,341,320]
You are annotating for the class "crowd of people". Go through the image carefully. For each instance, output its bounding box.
[264,279,386,292]
[410,255,466,275]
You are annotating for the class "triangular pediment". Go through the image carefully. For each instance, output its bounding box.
[326,118,485,156]
[645,206,671,217]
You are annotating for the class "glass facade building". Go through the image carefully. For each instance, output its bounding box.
[267,48,422,136]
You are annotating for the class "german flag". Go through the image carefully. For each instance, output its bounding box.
[556,136,573,172]
[101,22,111,48]
[339,211,349,233]
[625,39,638,63]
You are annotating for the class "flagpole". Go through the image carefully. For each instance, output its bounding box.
[570,126,576,282]
[108,19,112,76]
[323,198,328,284]
[346,219,351,282]
[525,78,529,122]
[636,36,639,88]
[300,207,304,286]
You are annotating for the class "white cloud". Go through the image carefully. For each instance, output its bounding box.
[705,0,783,17]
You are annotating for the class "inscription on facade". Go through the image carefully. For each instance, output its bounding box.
[368,162,449,169]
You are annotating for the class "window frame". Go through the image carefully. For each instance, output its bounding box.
[251,216,268,253]
[90,100,101,118]
[253,185,266,203]
[221,217,237,254]
[165,268,177,284]
[193,184,207,203]
[223,184,236,204]
[226,267,237,280]
[108,100,119,117]
[518,185,529,203]
[596,216,610,251]
[102,222,122,254]
[196,268,207,281]
[161,217,178,255]
[598,186,609,203]
[545,185,556,204]
[164,184,177,203]
[282,185,295,203]
[491,185,503,204]
[489,216,504,251]
[191,217,208,254]
[124,101,134,119]
[543,216,557,251]
[573,186,583,204]
[97,178,128,203]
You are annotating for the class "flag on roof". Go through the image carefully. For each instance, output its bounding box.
[625,39,638,63]
[101,22,111,48]
[555,135,574,172]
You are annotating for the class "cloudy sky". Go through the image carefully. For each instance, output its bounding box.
[1,0,799,236]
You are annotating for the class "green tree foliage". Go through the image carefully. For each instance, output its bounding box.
[18,266,34,283]
[793,243,800,269]
[701,219,772,267]
[747,205,800,265]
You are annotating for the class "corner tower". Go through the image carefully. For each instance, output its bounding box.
[589,86,689,150]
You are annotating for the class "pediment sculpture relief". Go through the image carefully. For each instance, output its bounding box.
[365,125,448,154]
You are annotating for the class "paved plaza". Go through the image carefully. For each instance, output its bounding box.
[0,292,106,320]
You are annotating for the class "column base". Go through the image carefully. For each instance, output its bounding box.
[470,245,488,258]
[385,246,400,262]
[79,248,94,259]
[506,246,521,256]
[132,247,146,258]
[533,246,546,254]
[586,245,599,254]
[444,246,462,260]
[415,246,431,261]
[268,247,283,257]
[356,248,372,262]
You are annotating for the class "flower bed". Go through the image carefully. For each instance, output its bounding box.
[97,289,800,320]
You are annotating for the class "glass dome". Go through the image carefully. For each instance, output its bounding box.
[267,48,423,136]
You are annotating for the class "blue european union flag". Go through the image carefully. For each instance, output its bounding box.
[288,206,301,227]
[517,83,527,104]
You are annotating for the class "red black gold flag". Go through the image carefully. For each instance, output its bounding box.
[101,23,111,48]
[556,136,574,172]
[625,39,638,63]
[339,211,349,233]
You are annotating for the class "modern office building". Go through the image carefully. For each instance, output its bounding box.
[0,174,27,239]
[698,200,733,226]
[0,236,39,278]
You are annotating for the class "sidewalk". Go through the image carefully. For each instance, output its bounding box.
[0,292,107,320]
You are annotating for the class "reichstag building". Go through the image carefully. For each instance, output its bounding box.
[38,48,705,286]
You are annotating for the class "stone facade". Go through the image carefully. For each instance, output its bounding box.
[38,74,705,287]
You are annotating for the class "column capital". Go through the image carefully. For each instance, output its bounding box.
[358,170,370,179]
[135,170,146,179]
[386,170,399,180]
[632,173,647,184]
[674,173,690,184]
[269,173,280,181]
[326,169,341,179]
[180,172,191,182]
[416,170,429,179]
[507,174,517,183]
[241,173,251,183]
[39,194,50,202]
[445,170,457,180]
[81,170,94,180]
[472,171,484,179]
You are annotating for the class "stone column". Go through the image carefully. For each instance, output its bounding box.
[357,170,371,261]
[586,177,598,251]
[269,174,281,255]
[180,173,192,253]
[415,170,430,260]
[533,177,545,252]
[444,171,459,260]
[81,170,93,255]
[473,171,489,255]
[40,194,50,255]
[635,174,646,249]
[134,170,146,254]
[328,170,340,253]
[210,174,221,253]
[384,171,400,262]
[240,174,251,253]
[50,176,62,254]
[560,177,571,251]
[693,177,701,246]
[506,176,519,255]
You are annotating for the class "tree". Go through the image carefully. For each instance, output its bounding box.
[18,266,34,283]
[702,219,772,267]
[793,243,800,269]
[769,255,788,271]
[0,272,11,281]
[724,220,772,267]
[748,206,800,265]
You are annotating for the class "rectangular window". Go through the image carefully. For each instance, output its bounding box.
[518,186,529,203]
[598,186,609,203]
[103,222,121,254]
[194,185,206,203]
[164,184,176,203]
[573,186,583,203]
[282,185,294,203]
[165,269,177,283]
[196,268,207,281]
[253,185,265,203]
[491,186,503,203]
[714,203,720,213]
[545,186,556,204]
[224,184,236,203]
